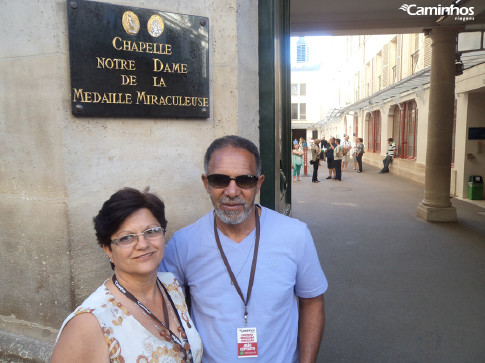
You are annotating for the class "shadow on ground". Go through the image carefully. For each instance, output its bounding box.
[291,163,485,363]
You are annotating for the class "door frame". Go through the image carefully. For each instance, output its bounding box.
[258,0,291,214]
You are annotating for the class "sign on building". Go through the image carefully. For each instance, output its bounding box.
[67,0,210,118]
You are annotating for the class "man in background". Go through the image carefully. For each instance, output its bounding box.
[379,137,397,174]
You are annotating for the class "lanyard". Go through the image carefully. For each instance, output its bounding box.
[213,206,260,325]
[112,275,193,362]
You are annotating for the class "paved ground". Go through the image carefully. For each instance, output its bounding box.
[291,162,485,363]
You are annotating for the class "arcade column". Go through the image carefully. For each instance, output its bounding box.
[417,27,461,222]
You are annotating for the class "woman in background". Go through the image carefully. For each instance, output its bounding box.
[333,138,343,181]
[292,140,304,182]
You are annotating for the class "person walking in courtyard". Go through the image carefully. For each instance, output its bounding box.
[325,137,336,180]
[333,138,343,181]
[311,139,321,183]
[292,140,303,182]
[352,137,359,170]
[379,138,397,174]
[341,135,352,171]
[355,137,365,173]
[298,137,306,150]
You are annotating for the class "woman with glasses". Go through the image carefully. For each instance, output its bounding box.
[51,188,202,363]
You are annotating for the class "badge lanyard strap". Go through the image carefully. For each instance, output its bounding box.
[112,275,194,362]
[213,206,260,325]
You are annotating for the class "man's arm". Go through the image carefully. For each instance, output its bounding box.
[298,294,325,363]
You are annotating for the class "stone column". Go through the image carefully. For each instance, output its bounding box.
[417,27,461,222]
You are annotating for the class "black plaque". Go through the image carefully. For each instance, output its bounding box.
[67,0,209,118]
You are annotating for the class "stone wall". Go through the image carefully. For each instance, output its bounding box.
[0,0,259,360]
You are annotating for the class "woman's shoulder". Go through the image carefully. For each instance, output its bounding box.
[52,285,110,362]
[157,272,183,290]
[51,312,107,363]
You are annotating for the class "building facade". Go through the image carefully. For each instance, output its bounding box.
[319,32,485,199]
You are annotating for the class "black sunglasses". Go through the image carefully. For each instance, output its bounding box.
[207,174,259,189]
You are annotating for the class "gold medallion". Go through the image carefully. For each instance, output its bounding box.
[147,14,165,37]
[122,11,140,35]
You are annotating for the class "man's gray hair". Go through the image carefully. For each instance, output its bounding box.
[204,135,262,176]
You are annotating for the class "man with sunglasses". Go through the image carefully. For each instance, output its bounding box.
[160,135,327,363]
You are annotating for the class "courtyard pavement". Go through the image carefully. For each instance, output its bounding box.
[291,162,485,363]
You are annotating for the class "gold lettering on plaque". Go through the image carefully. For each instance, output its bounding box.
[152,76,166,87]
[72,89,132,104]
[121,75,137,86]
[96,57,136,70]
[112,37,172,55]
[153,59,187,73]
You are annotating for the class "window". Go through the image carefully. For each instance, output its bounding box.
[411,50,419,73]
[458,31,484,52]
[389,37,397,84]
[367,111,381,153]
[296,38,308,63]
[354,73,360,101]
[291,103,298,120]
[300,83,306,96]
[291,83,306,96]
[300,103,306,120]
[291,103,306,120]
[393,100,418,159]
[353,114,359,137]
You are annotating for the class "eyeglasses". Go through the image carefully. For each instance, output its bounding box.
[111,226,165,247]
[207,174,259,189]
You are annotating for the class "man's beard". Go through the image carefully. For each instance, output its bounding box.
[212,195,253,225]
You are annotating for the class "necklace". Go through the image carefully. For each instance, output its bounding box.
[112,275,193,362]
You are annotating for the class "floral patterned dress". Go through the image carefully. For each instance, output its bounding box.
[57,272,202,362]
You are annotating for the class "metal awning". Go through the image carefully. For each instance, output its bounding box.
[291,122,318,129]
[312,50,485,126]
[338,66,432,116]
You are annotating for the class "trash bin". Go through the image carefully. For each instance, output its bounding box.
[468,175,483,200]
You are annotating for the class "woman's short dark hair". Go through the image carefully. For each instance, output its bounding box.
[335,138,341,144]
[93,187,167,250]
[204,135,261,176]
